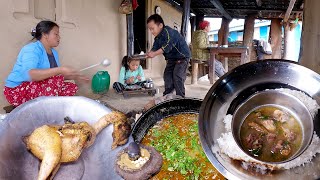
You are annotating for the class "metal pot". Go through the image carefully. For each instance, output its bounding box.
[0,96,124,180]
[132,98,202,142]
[144,82,153,89]
[232,90,313,164]
[199,59,320,179]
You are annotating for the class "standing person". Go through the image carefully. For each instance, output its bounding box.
[3,20,88,107]
[113,56,145,93]
[146,14,190,97]
[191,20,226,78]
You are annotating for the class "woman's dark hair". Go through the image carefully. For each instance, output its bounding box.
[31,20,59,40]
[121,56,140,71]
[147,14,165,26]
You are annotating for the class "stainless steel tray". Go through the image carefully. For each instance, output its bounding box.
[0,96,127,180]
[199,60,320,180]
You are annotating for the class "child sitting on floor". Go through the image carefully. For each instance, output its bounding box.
[113,56,145,93]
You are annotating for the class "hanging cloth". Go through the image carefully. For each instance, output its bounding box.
[132,0,139,10]
[119,0,133,14]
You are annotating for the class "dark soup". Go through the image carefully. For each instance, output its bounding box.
[141,113,224,180]
[240,106,302,162]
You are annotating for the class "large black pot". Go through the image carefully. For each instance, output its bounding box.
[131,98,202,142]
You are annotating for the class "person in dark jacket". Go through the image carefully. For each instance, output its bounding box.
[146,14,191,97]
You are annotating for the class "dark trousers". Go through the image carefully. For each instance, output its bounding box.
[163,60,188,97]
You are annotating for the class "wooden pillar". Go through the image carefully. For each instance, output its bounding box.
[190,16,196,39]
[127,13,134,56]
[191,60,198,84]
[243,14,255,63]
[283,23,293,60]
[284,23,297,60]
[218,17,231,46]
[195,14,204,30]
[269,19,282,59]
[299,0,320,72]
[209,51,216,84]
[181,0,191,38]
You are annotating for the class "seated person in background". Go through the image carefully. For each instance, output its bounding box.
[4,20,87,107]
[192,20,226,78]
[113,56,145,93]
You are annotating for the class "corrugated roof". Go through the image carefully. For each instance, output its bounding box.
[165,0,304,19]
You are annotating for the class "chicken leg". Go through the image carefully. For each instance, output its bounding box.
[23,111,130,180]
[23,125,62,180]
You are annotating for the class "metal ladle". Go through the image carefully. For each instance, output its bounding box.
[126,142,141,161]
[79,59,111,72]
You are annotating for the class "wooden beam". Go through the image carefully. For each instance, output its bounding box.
[284,0,297,23]
[126,13,134,56]
[209,0,232,20]
[269,19,282,59]
[243,14,255,63]
[181,0,191,38]
[255,0,262,7]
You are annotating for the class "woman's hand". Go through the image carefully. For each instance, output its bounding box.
[60,67,89,83]
[60,67,79,79]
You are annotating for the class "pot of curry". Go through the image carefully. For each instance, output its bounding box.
[131,98,225,179]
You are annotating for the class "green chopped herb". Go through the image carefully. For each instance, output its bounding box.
[148,117,208,179]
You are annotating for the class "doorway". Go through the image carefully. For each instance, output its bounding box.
[133,0,147,69]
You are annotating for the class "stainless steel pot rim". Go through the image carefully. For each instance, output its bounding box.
[198,59,320,180]
[231,90,314,164]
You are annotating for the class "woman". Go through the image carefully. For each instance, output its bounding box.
[191,20,226,78]
[4,20,87,106]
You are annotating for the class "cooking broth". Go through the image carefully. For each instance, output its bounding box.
[240,106,302,162]
[141,113,224,180]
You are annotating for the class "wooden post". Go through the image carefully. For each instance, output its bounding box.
[218,17,231,46]
[195,14,204,30]
[209,51,216,84]
[282,0,297,60]
[283,23,290,59]
[127,13,134,56]
[243,14,255,63]
[299,0,320,72]
[190,16,196,39]
[284,22,298,60]
[191,60,198,84]
[269,19,282,59]
[181,0,191,38]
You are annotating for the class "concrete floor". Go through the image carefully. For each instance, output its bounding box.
[0,76,214,115]
[77,76,214,114]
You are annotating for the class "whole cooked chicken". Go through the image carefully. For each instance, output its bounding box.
[23,111,131,180]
